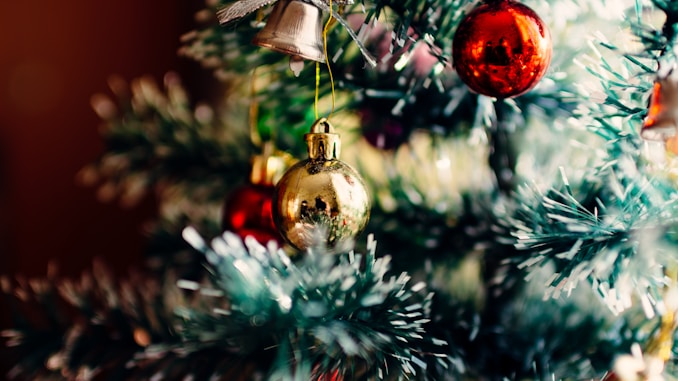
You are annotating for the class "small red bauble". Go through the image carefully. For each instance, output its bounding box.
[316,369,342,381]
[222,145,289,244]
[452,0,552,98]
[222,183,280,244]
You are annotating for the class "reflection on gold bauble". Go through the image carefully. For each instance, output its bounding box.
[273,118,370,252]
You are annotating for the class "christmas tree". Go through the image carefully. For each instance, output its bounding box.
[4,0,678,379]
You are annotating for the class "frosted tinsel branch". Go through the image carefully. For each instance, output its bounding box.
[504,167,678,312]
[0,259,306,380]
[498,0,678,315]
[179,228,450,380]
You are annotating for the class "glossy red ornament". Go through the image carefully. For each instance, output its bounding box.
[452,0,552,98]
[222,183,279,244]
[222,145,289,244]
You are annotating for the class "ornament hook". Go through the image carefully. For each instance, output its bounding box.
[305,118,341,161]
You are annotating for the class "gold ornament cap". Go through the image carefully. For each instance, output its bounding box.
[250,142,289,186]
[304,118,341,161]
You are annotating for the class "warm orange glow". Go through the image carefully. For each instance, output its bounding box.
[667,134,678,155]
[644,81,664,128]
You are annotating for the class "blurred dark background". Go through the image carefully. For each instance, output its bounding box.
[0,1,212,374]
[0,1,214,276]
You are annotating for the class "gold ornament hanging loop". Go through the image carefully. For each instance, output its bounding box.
[305,118,340,160]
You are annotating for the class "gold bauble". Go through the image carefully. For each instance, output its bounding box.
[273,118,370,252]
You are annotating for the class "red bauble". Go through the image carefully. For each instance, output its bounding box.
[600,371,619,381]
[452,0,552,98]
[316,369,342,381]
[222,183,280,244]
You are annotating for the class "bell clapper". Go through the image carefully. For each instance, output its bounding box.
[289,55,305,77]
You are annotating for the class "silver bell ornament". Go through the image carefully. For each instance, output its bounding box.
[273,118,370,252]
[252,0,325,63]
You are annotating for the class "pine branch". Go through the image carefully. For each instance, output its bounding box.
[82,73,251,211]
[179,0,474,146]
[471,284,618,380]
[0,261,286,380]
[179,228,451,380]
[502,163,678,311]
[495,0,678,312]
[2,262,172,380]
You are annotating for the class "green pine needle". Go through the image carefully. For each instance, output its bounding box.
[85,74,250,211]
[179,227,450,380]
[503,163,678,312]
